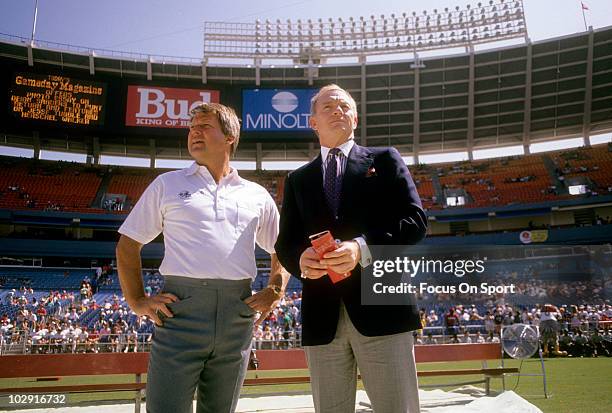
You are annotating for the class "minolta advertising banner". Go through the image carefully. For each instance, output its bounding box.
[242,89,317,131]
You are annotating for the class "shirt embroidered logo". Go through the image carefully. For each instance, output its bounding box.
[178,191,191,199]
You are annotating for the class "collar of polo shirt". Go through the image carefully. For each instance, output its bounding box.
[185,162,239,184]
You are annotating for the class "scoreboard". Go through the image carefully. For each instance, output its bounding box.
[9,73,107,126]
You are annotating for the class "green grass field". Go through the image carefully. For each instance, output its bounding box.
[1,357,610,412]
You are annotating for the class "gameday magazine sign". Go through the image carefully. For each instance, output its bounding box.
[10,72,107,126]
[125,86,220,128]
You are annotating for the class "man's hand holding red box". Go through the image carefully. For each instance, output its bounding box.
[300,230,361,282]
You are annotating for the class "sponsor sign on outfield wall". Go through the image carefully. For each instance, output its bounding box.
[242,89,316,132]
[125,86,220,128]
[10,72,107,126]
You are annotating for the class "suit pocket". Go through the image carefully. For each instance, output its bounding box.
[238,298,256,318]
[166,296,194,316]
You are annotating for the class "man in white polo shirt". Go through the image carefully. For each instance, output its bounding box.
[116,102,289,413]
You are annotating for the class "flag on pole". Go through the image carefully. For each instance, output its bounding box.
[580,2,589,31]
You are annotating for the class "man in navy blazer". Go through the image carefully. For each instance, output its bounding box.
[275,84,427,413]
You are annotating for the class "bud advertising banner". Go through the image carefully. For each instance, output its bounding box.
[125,86,220,128]
[242,89,316,132]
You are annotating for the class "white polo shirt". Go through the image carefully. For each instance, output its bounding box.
[118,162,279,280]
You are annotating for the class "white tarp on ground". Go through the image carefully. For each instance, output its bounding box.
[0,387,542,413]
[235,387,542,413]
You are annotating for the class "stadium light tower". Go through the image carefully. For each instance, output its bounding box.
[203,0,528,63]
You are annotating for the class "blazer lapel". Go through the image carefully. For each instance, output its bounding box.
[300,155,335,228]
[339,144,373,215]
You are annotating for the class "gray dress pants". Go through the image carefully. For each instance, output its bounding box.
[305,302,420,413]
[146,276,255,413]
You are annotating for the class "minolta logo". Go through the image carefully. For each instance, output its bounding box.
[271,91,298,113]
[178,191,191,199]
[245,90,310,130]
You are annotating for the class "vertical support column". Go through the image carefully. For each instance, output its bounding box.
[149,139,156,169]
[27,41,34,66]
[307,57,314,86]
[202,58,208,84]
[583,27,594,147]
[522,38,533,155]
[89,51,95,75]
[413,57,421,165]
[308,142,316,159]
[359,55,367,147]
[255,58,261,86]
[256,142,263,171]
[32,131,40,159]
[92,137,100,166]
[467,45,475,161]
[147,56,153,81]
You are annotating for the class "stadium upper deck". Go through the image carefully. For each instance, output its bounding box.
[0,24,610,164]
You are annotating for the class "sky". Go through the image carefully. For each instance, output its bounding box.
[1,0,611,60]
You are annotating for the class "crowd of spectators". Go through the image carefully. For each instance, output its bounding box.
[0,278,157,355]
[1,263,610,356]
[102,197,125,212]
[253,291,301,350]
[415,302,612,357]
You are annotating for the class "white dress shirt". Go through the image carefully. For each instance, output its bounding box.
[119,162,279,280]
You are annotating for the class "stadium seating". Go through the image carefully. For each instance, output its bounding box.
[0,158,101,212]
[551,145,612,191]
[1,143,611,214]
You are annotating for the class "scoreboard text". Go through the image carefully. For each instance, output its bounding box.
[10,73,106,126]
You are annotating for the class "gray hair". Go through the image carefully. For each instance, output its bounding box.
[310,84,357,115]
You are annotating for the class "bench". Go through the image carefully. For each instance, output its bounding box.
[0,344,518,412]
[0,353,148,412]
[244,343,519,395]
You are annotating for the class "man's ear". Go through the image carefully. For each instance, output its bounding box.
[309,115,317,131]
[226,135,236,145]
[353,113,358,130]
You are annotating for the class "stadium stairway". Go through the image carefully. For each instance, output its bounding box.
[91,170,113,208]
[431,173,444,202]
[541,154,567,195]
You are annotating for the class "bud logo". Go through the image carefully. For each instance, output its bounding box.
[125,86,220,128]
[243,88,316,132]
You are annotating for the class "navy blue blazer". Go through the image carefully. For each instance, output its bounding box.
[275,144,427,346]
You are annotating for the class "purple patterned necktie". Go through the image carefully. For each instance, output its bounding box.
[324,148,341,218]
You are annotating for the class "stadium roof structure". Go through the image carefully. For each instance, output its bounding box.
[0,10,610,167]
[203,0,527,61]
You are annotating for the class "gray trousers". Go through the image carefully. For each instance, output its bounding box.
[305,302,420,413]
[146,276,255,413]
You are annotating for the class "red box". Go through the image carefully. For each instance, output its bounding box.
[309,230,350,283]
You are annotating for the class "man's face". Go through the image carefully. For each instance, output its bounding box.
[187,113,233,164]
[309,89,358,148]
